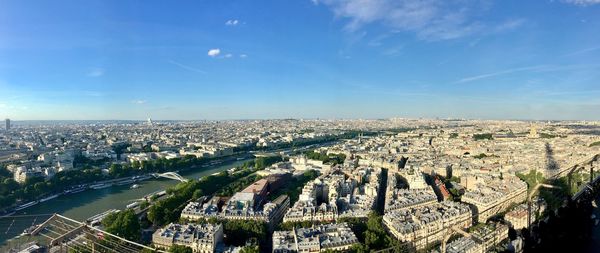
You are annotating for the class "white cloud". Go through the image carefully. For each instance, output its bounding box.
[207,49,221,57]
[562,0,600,5]
[225,19,240,26]
[239,54,248,58]
[224,53,233,58]
[314,0,517,41]
[131,100,146,104]
[87,68,104,77]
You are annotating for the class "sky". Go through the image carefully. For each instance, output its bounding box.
[1,0,600,120]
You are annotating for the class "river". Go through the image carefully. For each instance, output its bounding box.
[0,158,252,247]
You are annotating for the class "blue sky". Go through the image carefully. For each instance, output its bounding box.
[1,0,599,120]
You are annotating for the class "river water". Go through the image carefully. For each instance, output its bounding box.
[0,158,252,246]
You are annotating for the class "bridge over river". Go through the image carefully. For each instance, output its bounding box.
[151,172,189,182]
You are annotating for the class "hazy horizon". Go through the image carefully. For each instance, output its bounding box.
[3,117,597,123]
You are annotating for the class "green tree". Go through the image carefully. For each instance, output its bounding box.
[473,133,494,140]
[240,246,259,253]
[223,219,267,246]
[168,245,193,253]
[192,189,203,200]
[364,212,400,251]
[101,209,141,241]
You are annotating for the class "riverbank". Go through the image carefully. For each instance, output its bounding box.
[0,157,253,246]
[0,152,255,216]
[0,137,346,248]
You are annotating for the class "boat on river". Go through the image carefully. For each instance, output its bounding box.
[87,209,120,227]
[20,225,39,236]
[126,202,139,209]
[90,183,112,190]
[116,179,134,186]
[15,201,39,211]
[65,186,86,194]
[0,211,15,218]
[40,194,60,202]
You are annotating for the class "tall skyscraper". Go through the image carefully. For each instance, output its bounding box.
[5,118,10,130]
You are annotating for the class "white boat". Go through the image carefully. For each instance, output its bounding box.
[156,190,166,197]
[593,200,598,208]
[68,187,86,194]
[130,184,140,189]
[90,183,111,190]
[15,201,39,211]
[0,211,15,218]
[87,209,120,226]
[126,202,139,209]
[117,179,134,186]
[135,175,152,181]
[21,225,39,236]
[40,194,60,202]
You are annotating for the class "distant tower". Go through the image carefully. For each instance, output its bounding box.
[528,124,539,138]
[5,118,10,130]
[147,118,153,126]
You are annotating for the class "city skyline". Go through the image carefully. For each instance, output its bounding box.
[1,0,600,120]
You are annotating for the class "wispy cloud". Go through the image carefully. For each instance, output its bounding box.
[207,48,221,57]
[314,0,479,40]
[454,65,550,84]
[494,18,526,33]
[168,60,206,74]
[87,68,104,77]
[562,0,600,6]
[224,53,233,58]
[239,54,248,58]
[382,45,404,56]
[454,64,600,84]
[563,46,600,57]
[314,0,525,41]
[225,19,240,26]
[131,100,146,104]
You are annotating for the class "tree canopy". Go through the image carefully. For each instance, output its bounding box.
[101,209,141,241]
[168,245,193,253]
[472,133,494,141]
